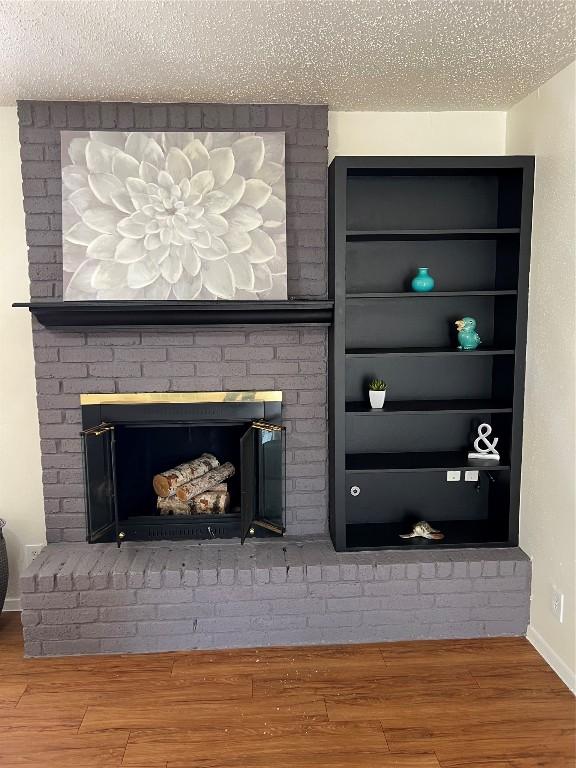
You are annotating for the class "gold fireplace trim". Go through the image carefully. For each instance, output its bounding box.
[80,391,282,406]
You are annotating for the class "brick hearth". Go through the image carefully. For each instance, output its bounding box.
[21,539,531,657]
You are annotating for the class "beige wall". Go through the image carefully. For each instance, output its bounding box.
[506,62,576,687]
[328,110,506,159]
[0,107,45,606]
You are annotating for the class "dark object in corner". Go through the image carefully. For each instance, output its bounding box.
[0,520,8,614]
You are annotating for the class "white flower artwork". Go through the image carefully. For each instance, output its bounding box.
[60,131,287,301]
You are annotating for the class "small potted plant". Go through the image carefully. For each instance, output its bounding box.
[368,379,387,409]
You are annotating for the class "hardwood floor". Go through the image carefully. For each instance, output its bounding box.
[0,612,573,767]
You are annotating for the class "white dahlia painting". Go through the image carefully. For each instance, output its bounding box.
[60,131,287,300]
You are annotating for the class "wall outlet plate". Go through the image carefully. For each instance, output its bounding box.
[465,470,479,482]
[24,544,45,568]
[551,586,564,623]
[446,470,461,482]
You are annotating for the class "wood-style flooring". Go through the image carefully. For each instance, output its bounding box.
[0,612,573,767]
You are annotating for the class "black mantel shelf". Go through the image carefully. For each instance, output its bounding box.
[13,300,334,330]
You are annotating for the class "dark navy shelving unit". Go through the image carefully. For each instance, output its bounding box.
[328,156,534,551]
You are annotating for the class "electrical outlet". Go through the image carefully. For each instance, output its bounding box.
[551,586,564,623]
[447,471,461,482]
[24,544,45,568]
[465,470,479,482]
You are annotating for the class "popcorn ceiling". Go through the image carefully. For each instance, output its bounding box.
[0,0,574,109]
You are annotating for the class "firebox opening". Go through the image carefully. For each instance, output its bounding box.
[80,391,284,542]
[114,422,246,521]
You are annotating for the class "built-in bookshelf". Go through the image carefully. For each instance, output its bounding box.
[328,157,534,551]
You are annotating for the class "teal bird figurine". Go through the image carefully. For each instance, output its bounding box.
[455,316,481,350]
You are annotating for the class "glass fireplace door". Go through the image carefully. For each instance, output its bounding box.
[240,421,286,543]
[81,423,118,543]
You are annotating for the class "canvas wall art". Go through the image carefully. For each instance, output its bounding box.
[60,131,286,300]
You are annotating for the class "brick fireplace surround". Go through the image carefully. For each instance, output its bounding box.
[17,100,531,656]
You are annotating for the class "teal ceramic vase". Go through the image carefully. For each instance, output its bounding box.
[411,267,435,292]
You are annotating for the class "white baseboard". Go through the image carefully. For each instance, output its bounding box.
[527,624,576,693]
[2,597,21,612]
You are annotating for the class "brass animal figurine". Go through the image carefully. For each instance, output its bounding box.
[399,521,445,540]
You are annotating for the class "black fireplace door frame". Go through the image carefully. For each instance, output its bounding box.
[240,421,286,544]
[81,411,285,544]
[81,422,119,544]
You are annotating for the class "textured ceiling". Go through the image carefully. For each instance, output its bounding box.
[0,0,574,110]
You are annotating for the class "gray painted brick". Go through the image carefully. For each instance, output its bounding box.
[515,560,531,577]
[156,604,215,622]
[469,562,483,578]
[426,622,487,639]
[274,597,326,615]
[98,637,157,654]
[168,105,186,128]
[308,582,362,598]
[42,608,98,624]
[81,622,137,638]
[364,581,418,596]
[42,639,101,655]
[100,103,117,128]
[267,628,324,645]
[488,591,529,607]
[186,105,202,127]
[483,620,529,635]
[100,604,156,621]
[22,179,45,197]
[470,606,530,622]
[138,619,195,636]
[79,589,136,607]
[375,564,391,580]
[25,623,80,641]
[83,103,101,127]
[137,587,196,604]
[327,596,381,612]
[482,560,499,577]
[250,615,307,631]
[61,347,113,362]
[474,576,529,592]
[309,612,362,628]
[215,600,272,617]
[18,101,33,125]
[420,579,474,594]
[435,593,489,608]
[452,562,468,578]
[436,562,452,578]
[358,563,376,581]
[380,595,435,610]
[21,611,40,627]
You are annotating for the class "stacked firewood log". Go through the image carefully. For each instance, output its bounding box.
[153,454,235,516]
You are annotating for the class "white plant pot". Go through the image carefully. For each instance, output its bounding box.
[369,390,386,409]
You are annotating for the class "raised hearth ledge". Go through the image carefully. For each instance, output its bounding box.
[20,537,531,657]
[13,299,334,330]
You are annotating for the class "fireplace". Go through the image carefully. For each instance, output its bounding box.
[81,391,285,543]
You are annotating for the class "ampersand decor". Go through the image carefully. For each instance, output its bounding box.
[468,422,500,463]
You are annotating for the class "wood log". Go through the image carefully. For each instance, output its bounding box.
[190,490,230,515]
[157,489,230,516]
[157,497,193,516]
[153,453,220,497]
[175,462,235,502]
